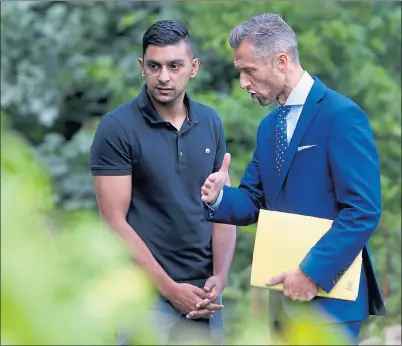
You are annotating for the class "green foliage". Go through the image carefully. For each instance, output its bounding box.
[1,120,159,345]
[35,126,98,210]
[1,1,400,342]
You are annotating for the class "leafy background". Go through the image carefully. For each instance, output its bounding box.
[1,1,401,344]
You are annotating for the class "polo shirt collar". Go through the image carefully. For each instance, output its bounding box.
[137,84,201,124]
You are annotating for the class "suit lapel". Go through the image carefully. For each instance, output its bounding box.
[262,109,281,207]
[276,78,326,198]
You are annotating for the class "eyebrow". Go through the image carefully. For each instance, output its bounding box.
[146,59,185,65]
[234,65,253,71]
[234,62,255,69]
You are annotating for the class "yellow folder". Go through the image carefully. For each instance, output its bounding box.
[250,210,362,301]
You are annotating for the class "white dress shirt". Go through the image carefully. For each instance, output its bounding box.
[283,71,314,143]
[209,71,315,209]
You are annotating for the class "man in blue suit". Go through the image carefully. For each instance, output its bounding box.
[199,13,387,344]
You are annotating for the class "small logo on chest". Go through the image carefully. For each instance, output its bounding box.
[205,148,210,154]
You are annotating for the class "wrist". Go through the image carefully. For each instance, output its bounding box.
[298,268,317,285]
[208,189,223,208]
[159,278,176,299]
[209,194,219,205]
[214,272,228,286]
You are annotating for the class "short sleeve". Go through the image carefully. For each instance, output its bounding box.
[90,115,132,176]
[213,115,227,173]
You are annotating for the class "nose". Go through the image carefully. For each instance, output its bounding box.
[239,73,250,89]
[158,66,170,84]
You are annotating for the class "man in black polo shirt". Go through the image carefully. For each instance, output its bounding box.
[89,20,236,344]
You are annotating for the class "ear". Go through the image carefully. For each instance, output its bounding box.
[276,53,288,72]
[138,58,145,77]
[190,58,200,79]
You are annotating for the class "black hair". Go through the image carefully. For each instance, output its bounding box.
[142,20,193,56]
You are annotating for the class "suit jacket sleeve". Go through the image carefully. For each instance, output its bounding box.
[299,104,382,293]
[205,124,265,226]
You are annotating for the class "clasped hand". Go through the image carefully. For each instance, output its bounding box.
[167,275,226,319]
[266,268,318,301]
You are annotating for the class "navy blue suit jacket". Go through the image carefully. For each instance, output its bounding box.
[207,77,387,322]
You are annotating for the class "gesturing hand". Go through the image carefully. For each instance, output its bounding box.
[201,153,231,204]
[266,268,318,302]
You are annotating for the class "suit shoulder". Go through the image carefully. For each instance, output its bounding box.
[324,87,365,114]
[320,87,370,126]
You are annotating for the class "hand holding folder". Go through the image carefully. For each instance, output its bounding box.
[250,210,362,301]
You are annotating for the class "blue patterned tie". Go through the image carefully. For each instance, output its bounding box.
[276,105,291,175]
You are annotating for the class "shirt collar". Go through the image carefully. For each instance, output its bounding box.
[283,71,314,107]
[137,84,200,124]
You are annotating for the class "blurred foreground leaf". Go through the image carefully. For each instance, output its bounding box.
[1,118,158,345]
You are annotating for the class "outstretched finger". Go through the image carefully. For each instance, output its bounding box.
[196,293,218,308]
[205,303,224,311]
[266,272,287,286]
[196,298,212,309]
[186,309,213,320]
[220,153,231,173]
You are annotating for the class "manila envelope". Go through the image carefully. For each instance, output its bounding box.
[250,210,362,301]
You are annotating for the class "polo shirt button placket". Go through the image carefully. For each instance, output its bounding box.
[177,133,184,166]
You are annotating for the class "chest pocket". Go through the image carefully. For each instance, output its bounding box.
[289,144,332,193]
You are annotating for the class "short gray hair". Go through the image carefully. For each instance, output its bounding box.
[229,13,299,64]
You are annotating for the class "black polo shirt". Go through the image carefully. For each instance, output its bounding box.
[90,85,226,286]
